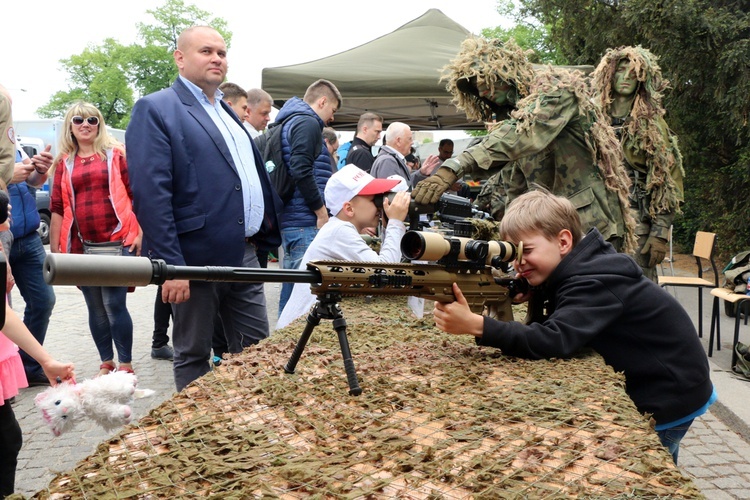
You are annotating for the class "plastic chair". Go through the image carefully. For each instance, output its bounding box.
[658,231,719,339]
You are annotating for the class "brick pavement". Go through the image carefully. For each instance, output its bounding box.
[7,259,750,498]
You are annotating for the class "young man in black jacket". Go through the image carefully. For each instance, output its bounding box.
[345,112,383,173]
[433,189,715,464]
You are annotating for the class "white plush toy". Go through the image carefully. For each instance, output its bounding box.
[35,371,154,436]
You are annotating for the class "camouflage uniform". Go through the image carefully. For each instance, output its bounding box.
[419,38,635,252]
[449,69,634,251]
[615,115,683,280]
[0,90,14,185]
[474,171,506,221]
[593,46,684,280]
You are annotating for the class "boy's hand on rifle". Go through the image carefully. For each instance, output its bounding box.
[512,289,533,304]
[433,283,484,337]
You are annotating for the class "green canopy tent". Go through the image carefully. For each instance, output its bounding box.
[261,9,477,131]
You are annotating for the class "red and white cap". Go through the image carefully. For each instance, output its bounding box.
[325,164,401,216]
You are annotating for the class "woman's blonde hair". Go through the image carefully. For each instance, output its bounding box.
[499,189,583,247]
[56,101,123,163]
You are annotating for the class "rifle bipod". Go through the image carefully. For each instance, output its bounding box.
[283,292,362,396]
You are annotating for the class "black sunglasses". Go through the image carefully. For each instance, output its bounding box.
[72,116,99,126]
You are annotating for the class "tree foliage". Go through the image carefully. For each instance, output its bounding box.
[38,0,231,128]
[37,39,133,129]
[130,0,231,98]
[481,0,565,65]
[508,0,750,261]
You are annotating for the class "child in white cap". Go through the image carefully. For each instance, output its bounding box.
[276,164,411,329]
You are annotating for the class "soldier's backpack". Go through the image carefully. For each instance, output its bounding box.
[254,113,305,204]
[733,342,750,379]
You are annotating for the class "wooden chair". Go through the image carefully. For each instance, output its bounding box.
[658,231,719,339]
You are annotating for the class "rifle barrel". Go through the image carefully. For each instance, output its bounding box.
[43,254,321,287]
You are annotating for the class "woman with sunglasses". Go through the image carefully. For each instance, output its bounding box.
[49,101,142,376]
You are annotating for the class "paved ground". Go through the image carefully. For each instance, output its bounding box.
[8,253,750,498]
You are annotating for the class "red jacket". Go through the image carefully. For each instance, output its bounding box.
[54,148,139,254]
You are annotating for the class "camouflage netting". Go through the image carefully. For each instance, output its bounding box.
[34,297,701,499]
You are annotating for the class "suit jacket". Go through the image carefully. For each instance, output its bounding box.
[126,78,282,267]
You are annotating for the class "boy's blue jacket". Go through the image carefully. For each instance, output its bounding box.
[480,228,713,425]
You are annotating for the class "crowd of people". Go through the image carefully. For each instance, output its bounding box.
[0,25,713,496]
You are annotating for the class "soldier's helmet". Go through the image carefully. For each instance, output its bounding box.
[441,37,536,122]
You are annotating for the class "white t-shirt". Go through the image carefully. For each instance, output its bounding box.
[276,217,406,329]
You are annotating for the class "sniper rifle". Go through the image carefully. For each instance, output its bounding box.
[43,233,524,396]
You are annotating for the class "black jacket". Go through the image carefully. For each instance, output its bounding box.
[345,136,376,173]
[480,228,713,424]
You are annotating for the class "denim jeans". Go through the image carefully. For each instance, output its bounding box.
[279,226,318,315]
[79,246,134,363]
[657,418,694,464]
[10,232,56,379]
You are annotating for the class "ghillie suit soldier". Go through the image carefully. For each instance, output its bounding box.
[592,46,684,281]
[412,37,635,252]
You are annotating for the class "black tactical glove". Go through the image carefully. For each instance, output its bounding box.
[411,167,458,205]
[641,235,668,268]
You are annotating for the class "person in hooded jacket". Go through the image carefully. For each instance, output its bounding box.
[275,79,342,316]
[432,189,715,465]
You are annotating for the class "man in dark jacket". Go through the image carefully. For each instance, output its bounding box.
[276,79,342,315]
[345,112,382,173]
[433,190,715,465]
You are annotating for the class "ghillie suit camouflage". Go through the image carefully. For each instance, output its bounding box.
[474,171,507,221]
[442,37,535,123]
[592,46,684,279]
[427,37,635,252]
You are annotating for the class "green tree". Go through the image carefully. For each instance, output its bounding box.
[37,39,133,129]
[509,0,750,261]
[481,0,565,65]
[38,0,231,127]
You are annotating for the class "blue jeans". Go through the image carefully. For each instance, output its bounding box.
[657,418,694,465]
[279,226,318,315]
[79,246,134,363]
[10,232,56,379]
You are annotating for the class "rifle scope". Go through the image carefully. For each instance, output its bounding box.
[400,230,519,268]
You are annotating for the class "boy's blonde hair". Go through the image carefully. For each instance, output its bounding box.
[500,190,583,246]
